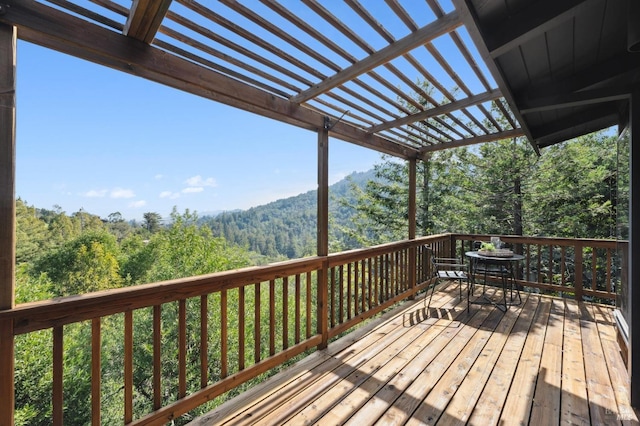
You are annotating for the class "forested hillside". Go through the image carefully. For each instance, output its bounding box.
[200,169,378,259]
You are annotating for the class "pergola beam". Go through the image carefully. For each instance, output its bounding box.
[419,128,524,153]
[124,0,173,44]
[369,89,501,133]
[290,10,462,104]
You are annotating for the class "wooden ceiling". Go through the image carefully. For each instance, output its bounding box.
[459,0,637,151]
[0,0,524,161]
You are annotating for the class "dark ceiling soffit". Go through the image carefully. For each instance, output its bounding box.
[530,104,621,142]
[485,0,598,59]
[368,88,503,133]
[518,53,640,101]
[535,113,620,147]
[290,10,462,104]
[520,86,632,114]
[0,0,418,160]
[418,128,525,154]
[124,0,173,44]
[452,0,538,154]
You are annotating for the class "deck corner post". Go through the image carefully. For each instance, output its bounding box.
[317,126,329,349]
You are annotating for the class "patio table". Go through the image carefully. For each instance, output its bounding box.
[465,250,524,312]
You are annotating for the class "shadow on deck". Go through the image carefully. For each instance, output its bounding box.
[190,283,638,425]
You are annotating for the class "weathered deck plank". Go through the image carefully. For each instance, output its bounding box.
[190,283,637,426]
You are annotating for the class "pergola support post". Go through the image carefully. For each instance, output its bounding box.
[0,22,16,426]
[317,125,329,349]
[408,158,417,299]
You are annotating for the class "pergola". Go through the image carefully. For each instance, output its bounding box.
[0,0,638,421]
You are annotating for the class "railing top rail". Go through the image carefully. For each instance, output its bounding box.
[2,256,324,335]
[326,234,450,266]
[454,234,620,248]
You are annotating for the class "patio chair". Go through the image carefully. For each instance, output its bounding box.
[424,246,468,311]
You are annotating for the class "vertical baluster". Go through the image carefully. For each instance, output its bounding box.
[536,244,542,284]
[124,311,133,423]
[153,305,161,409]
[592,248,597,292]
[282,277,288,350]
[361,259,367,313]
[255,282,261,363]
[179,299,186,398]
[367,258,373,309]
[200,295,208,388]
[338,265,344,325]
[221,290,228,377]
[561,246,567,287]
[347,263,352,320]
[548,245,553,284]
[91,318,101,425]
[295,274,301,344]
[575,243,584,301]
[354,261,360,316]
[53,326,63,426]
[606,248,613,293]
[239,287,245,370]
[525,244,531,281]
[330,267,336,328]
[306,272,312,339]
[373,256,378,306]
[269,280,275,356]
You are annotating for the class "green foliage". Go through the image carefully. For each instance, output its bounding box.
[526,133,618,237]
[123,208,250,283]
[31,230,123,297]
[16,199,52,264]
[341,131,616,241]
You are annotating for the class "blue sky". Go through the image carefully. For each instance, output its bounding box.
[16,41,384,221]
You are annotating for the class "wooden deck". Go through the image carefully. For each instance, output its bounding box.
[190,283,638,425]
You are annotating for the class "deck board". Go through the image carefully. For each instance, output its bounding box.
[190,283,639,426]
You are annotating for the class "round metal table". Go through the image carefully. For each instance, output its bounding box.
[465,251,524,311]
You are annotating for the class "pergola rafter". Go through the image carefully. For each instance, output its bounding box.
[0,0,521,158]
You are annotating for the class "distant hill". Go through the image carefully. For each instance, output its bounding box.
[200,170,377,259]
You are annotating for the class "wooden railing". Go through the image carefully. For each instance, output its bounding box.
[0,234,619,425]
[454,234,620,303]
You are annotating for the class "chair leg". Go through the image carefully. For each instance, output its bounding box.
[425,278,438,310]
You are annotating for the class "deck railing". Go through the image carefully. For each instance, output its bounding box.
[0,234,619,425]
[454,234,620,303]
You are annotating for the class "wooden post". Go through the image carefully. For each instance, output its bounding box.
[317,125,329,349]
[630,88,640,408]
[408,158,417,299]
[0,22,16,426]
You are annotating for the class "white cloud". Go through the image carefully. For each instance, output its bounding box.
[155,174,163,180]
[182,187,204,194]
[129,200,146,208]
[110,188,135,199]
[160,191,180,199]
[185,175,217,188]
[83,189,107,198]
